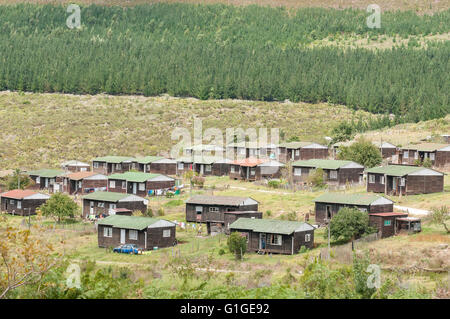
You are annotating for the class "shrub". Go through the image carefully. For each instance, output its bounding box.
[326,207,377,242]
[227,232,247,260]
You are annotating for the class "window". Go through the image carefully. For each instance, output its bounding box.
[116,164,122,170]
[109,204,116,210]
[239,148,245,155]
[209,207,219,213]
[414,152,418,159]
[93,162,99,168]
[230,166,235,173]
[81,167,87,172]
[294,168,302,176]
[50,178,55,185]
[9,199,15,205]
[329,170,338,179]
[17,201,22,209]
[64,179,67,186]
[380,176,385,185]
[295,150,300,156]
[146,165,151,172]
[305,234,311,242]
[129,230,138,240]
[404,151,409,159]
[103,227,112,237]
[430,153,435,161]
[122,181,126,189]
[98,202,105,207]
[178,162,184,170]
[384,220,392,226]
[163,229,171,238]
[400,178,405,187]
[109,180,115,188]
[369,174,375,183]
[195,206,203,214]
[358,208,367,212]
[139,183,145,191]
[250,168,255,176]
[132,163,136,170]
[205,165,212,172]
[269,234,282,245]
[36,177,40,184]
[78,181,82,188]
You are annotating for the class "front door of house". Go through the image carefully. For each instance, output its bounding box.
[260,233,266,250]
[90,201,94,215]
[120,229,126,244]
[132,183,137,194]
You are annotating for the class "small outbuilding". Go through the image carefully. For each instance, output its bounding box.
[82,191,148,218]
[229,218,315,255]
[97,215,176,250]
[0,189,50,215]
[368,212,410,238]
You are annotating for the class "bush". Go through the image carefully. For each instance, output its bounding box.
[337,137,382,168]
[306,168,326,188]
[326,207,377,242]
[40,193,79,223]
[227,232,247,260]
[157,207,165,216]
[422,157,432,168]
[268,180,280,188]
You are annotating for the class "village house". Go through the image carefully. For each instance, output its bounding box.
[26,168,65,192]
[175,157,194,176]
[442,134,450,144]
[185,195,259,225]
[190,156,232,176]
[313,193,394,224]
[258,143,280,160]
[183,144,225,158]
[229,157,284,181]
[97,215,176,250]
[395,143,450,167]
[278,141,329,163]
[82,191,148,218]
[368,212,415,238]
[0,189,50,216]
[366,165,444,195]
[333,140,397,159]
[133,156,177,175]
[292,159,364,186]
[107,172,175,197]
[92,156,135,175]
[60,171,108,195]
[229,218,315,255]
[61,160,90,172]
[226,141,259,159]
[221,211,263,234]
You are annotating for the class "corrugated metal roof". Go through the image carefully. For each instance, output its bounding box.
[65,171,99,181]
[369,212,408,217]
[279,141,314,149]
[27,169,65,178]
[61,160,90,167]
[292,159,356,170]
[134,156,164,164]
[230,218,314,235]
[108,172,161,183]
[366,165,423,176]
[401,143,449,152]
[83,191,132,202]
[186,195,257,206]
[1,189,38,199]
[97,215,161,230]
[231,157,268,167]
[92,156,134,163]
[313,193,393,206]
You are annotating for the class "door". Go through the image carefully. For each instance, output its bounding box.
[120,229,126,244]
[132,182,137,195]
[45,178,48,188]
[260,233,266,250]
[89,201,94,215]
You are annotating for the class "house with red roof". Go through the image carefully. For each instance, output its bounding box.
[229,157,284,181]
[0,189,50,215]
[60,171,108,195]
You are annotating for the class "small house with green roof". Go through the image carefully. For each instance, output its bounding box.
[278,141,329,163]
[291,159,364,186]
[82,191,147,218]
[229,218,315,255]
[366,165,444,195]
[132,156,177,175]
[107,172,175,197]
[26,168,65,192]
[92,156,135,175]
[313,192,394,224]
[396,143,450,167]
[97,215,176,250]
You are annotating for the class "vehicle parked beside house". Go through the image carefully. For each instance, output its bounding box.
[26,168,65,193]
[278,142,329,163]
[313,193,394,224]
[60,171,108,195]
[92,156,135,175]
[395,143,450,167]
[0,189,50,215]
[82,191,147,218]
[107,172,175,197]
[229,218,315,255]
[97,215,176,251]
[61,160,90,172]
[292,159,364,186]
[366,165,444,195]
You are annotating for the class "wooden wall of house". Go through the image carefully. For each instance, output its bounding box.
[315,202,393,224]
[212,163,230,176]
[435,151,450,167]
[337,168,364,185]
[293,229,315,251]
[147,226,176,249]
[83,199,146,217]
[380,148,396,159]
[223,212,262,234]
[406,175,444,194]
[150,163,177,175]
[0,197,47,215]
[367,173,386,193]
[97,225,146,249]
[185,203,258,223]
[369,215,397,238]
[64,166,90,173]
[92,162,108,175]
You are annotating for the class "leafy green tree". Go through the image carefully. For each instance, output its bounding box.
[337,138,382,168]
[40,193,79,223]
[325,207,376,242]
[331,122,355,144]
[307,168,326,188]
[430,206,449,233]
[227,232,247,260]
[7,169,32,190]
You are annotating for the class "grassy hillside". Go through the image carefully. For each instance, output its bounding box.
[0,91,377,170]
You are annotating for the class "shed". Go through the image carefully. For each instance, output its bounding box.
[368,212,410,238]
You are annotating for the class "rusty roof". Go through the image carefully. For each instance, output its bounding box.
[231,157,268,167]
[369,212,408,217]
[1,189,38,199]
[65,171,99,181]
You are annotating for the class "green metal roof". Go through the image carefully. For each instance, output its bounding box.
[97,215,160,230]
[134,156,164,164]
[229,218,314,235]
[401,143,449,152]
[313,193,392,206]
[26,169,65,178]
[82,191,131,202]
[92,156,134,163]
[108,172,161,183]
[292,159,355,170]
[279,141,313,149]
[366,165,423,177]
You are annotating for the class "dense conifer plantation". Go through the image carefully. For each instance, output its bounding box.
[0,4,448,122]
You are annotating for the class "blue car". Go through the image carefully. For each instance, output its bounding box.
[113,244,141,254]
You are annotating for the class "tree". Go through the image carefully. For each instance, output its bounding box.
[0,215,61,298]
[326,207,376,242]
[40,193,79,223]
[430,206,449,233]
[307,168,326,188]
[331,122,355,144]
[227,232,247,260]
[7,169,32,190]
[337,138,382,168]
[422,157,432,168]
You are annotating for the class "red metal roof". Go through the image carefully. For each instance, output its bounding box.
[66,171,98,181]
[369,212,408,217]
[231,157,268,167]
[1,189,38,199]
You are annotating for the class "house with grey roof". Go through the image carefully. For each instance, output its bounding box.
[107,172,175,197]
[278,141,329,163]
[132,156,177,175]
[395,143,450,167]
[61,160,91,173]
[313,193,394,224]
[292,159,364,186]
[229,218,315,255]
[366,165,444,195]
[97,215,176,250]
[82,191,148,218]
